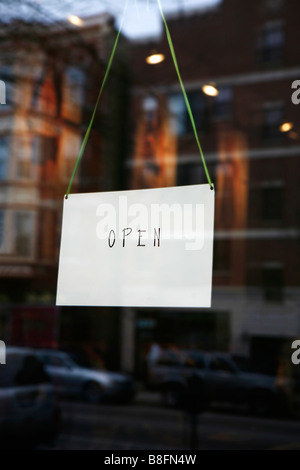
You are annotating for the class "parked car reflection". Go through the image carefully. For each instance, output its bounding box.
[0,347,61,448]
[34,349,135,404]
[146,349,293,417]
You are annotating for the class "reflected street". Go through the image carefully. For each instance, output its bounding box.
[39,395,300,450]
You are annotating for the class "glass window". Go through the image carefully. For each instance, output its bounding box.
[33,69,58,117]
[168,94,186,135]
[14,355,50,386]
[262,102,284,142]
[62,66,86,122]
[168,91,208,135]
[65,67,85,107]
[15,136,35,180]
[185,91,206,134]
[0,0,300,449]
[176,162,205,186]
[48,355,65,367]
[262,0,284,13]
[214,239,231,271]
[262,265,284,302]
[213,86,233,120]
[31,73,43,110]
[261,184,285,221]
[14,212,33,257]
[257,22,285,66]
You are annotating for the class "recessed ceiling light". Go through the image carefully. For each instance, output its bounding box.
[279,122,293,133]
[202,84,219,97]
[146,53,165,65]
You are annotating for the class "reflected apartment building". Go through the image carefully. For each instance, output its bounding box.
[128,0,300,376]
[0,14,130,359]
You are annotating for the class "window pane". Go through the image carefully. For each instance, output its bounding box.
[14,212,33,257]
[168,94,186,135]
[214,239,231,271]
[258,22,285,66]
[262,103,284,142]
[213,87,232,119]
[261,186,285,221]
[262,266,284,302]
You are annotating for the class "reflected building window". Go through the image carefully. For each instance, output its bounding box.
[262,102,284,143]
[14,212,34,258]
[256,21,285,67]
[32,67,58,117]
[168,91,208,136]
[132,93,177,189]
[168,94,186,136]
[261,182,285,222]
[262,264,284,302]
[62,66,86,123]
[31,73,43,110]
[141,95,161,176]
[176,162,205,186]
[0,136,10,180]
[185,91,207,134]
[214,239,231,271]
[15,136,35,180]
[213,86,233,120]
[262,0,284,13]
[65,67,85,106]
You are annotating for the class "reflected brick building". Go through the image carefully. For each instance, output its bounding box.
[127,0,300,376]
[0,14,130,359]
[1,0,299,378]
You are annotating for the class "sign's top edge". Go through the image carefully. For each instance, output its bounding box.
[64,183,214,199]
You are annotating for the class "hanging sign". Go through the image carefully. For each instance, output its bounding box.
[56,184,214,308]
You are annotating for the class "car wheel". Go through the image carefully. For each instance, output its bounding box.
[250,389,274,416]
[82,381,103,404]
[162,384,184,408]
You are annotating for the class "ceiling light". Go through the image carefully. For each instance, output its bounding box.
[202,84,219,97]
[279,122,293,133]
[146,53,165,65]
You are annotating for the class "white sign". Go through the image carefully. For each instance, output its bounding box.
[56,184,214,308]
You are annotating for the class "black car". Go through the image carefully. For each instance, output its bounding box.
[147,349,293,416]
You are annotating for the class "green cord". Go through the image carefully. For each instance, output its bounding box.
[65,0,129,198]
[157,0,213,189]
